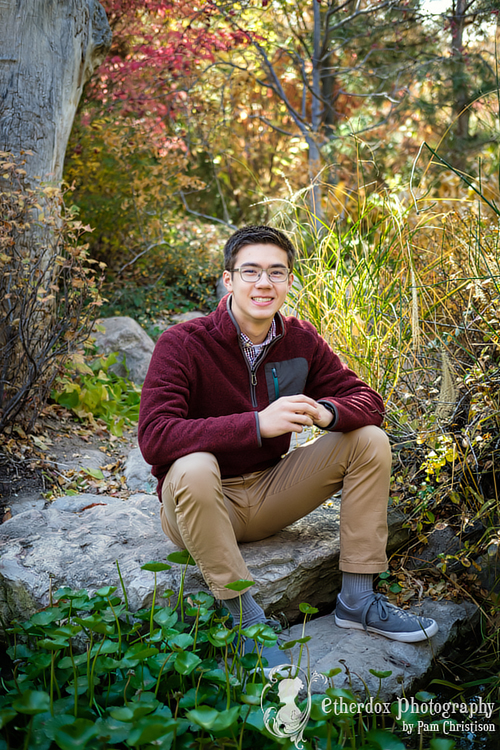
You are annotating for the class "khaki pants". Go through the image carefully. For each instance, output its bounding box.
[160,425,391,600]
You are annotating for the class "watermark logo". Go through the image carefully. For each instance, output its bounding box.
[261,664,327,749]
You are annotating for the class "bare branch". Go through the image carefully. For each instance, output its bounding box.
[179,191,238,230]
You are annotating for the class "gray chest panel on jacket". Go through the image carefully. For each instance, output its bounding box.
[264,357,309,402]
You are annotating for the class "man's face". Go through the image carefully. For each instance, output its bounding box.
[222,243,293,338]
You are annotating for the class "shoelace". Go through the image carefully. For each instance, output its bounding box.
[361,594,431,633]
[360,593,392,632]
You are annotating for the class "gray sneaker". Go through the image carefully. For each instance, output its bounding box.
[335,593,438,643]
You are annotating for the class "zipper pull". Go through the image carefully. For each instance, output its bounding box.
[251,371,257,386]
[272,367,279,400]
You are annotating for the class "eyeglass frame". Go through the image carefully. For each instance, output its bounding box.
[231,264,291,283]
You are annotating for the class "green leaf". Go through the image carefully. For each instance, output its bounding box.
[202,669,240,687]
[74,615,115,635]
[124,643,159,662]
[153,608,177,628]
[12,690,50,715]
[369,669,393,679]
[32,713,76,743]
[29,608,63,626]
[174,651,202,675]
[366,728,405,750]
[54,718,99,750]
[65,675,100,696]
[95,585,118,597]
[0,708,16,729]
[58,653,88,670]
[279,639,299,649]
[38,636,69,650]
[168,632,194,650]
[7,643,33,659]
[189,592,215,608]
[93,716,130,744]
[166,550,196,565]
[240,683,263,705]
[321,667,342,678]
[127,717,177,746]
[210,705,240,732]
[140,561,172,572]
[429,740,456,750]
[224,579,254,592]
[239,653,260,671]
[56,389,80,409]
[89,639,119,657]
[109,700,159,723]
[415,690,436,702]
[206,626,236,647]
[186,705,219,730]
[299,602,319,615]
[82,467,104,480]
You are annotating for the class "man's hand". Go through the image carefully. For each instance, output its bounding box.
[258,395,334,438]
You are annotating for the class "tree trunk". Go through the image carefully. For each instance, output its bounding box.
[0,1,111,431]
[309,0,324,230]
[0,0,111,183]
[449,0,470,167]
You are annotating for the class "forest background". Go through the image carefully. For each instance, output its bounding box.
[60,0,500,599]
[2,0,500,737]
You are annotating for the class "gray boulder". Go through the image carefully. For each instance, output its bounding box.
[125,447,156,493]
[170,311,206,325]
[0,494,476,699]
[286,599,477,702]
[93,316,155,383]
[0,494,407,625]
[0,491,477,702]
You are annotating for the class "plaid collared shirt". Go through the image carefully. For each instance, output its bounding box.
[241,318,277,369]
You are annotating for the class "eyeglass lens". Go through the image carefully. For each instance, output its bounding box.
[238,267,289,282]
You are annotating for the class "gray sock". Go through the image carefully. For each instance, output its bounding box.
[223,590,265,627]
[339,572,374,609]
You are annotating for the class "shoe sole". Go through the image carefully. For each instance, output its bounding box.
[334,614,439,643]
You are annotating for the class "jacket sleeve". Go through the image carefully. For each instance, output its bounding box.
[302,323,385,431]
[138,332,261,468]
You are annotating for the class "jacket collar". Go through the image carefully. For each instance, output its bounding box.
[223,293,285,339]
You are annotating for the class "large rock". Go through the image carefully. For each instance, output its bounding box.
[125,447,156,493]
[93,317,155,383]
[0,495,408,625]
[0,492,477,702]
[286,599,478,702]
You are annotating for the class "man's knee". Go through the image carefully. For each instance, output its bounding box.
[345,425,392,468]
[167,452,221,498]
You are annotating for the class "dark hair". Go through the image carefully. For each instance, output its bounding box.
[224,225,296,271]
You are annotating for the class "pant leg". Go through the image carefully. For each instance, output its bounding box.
[160,452,254,600]
[160,427,392,599]
[240,425,391,573]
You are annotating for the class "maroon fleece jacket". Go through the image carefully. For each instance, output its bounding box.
[138,295,384,494]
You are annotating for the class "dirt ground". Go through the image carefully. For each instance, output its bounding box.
[0,404,137,521]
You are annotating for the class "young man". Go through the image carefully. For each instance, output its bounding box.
[138,225,438,666]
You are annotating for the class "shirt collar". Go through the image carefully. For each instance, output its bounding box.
[240,317,277,349]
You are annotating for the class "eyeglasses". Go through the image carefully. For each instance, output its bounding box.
[232,266,290,283]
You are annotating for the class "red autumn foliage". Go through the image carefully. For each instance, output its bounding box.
[89,0,248,125]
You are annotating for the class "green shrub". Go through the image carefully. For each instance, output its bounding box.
[0,153,105,434]
[51,350,141,437]
[0,556,456,750]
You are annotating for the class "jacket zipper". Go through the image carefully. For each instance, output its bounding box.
[240,335,282,408]
[227,300,284,408]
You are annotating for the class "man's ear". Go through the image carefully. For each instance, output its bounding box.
[222,269,232,292]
